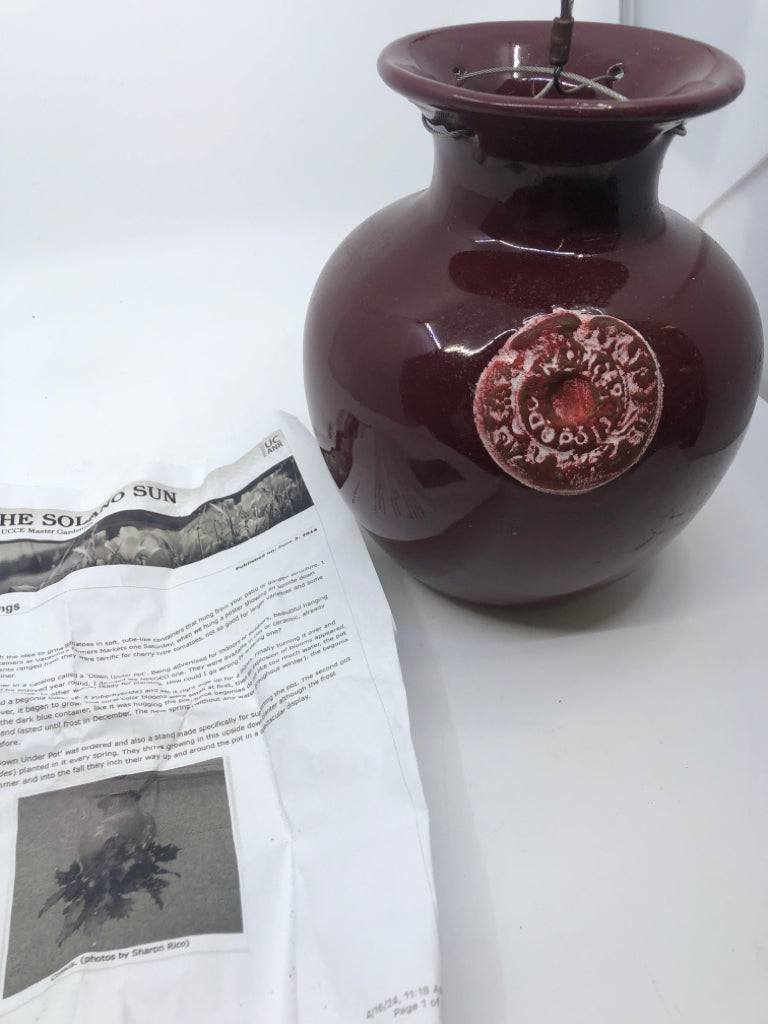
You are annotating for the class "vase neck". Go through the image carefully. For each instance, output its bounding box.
[427,128,674,250]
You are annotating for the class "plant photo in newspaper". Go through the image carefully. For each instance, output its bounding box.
[0,413,441,1023]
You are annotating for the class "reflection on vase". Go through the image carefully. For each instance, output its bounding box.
[321,409,498,542]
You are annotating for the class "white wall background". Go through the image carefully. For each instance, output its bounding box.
[0,0,624,259]
[0,0,764,490]
[629,0,768,398]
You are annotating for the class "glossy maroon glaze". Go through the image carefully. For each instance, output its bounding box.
[303,22,763,605]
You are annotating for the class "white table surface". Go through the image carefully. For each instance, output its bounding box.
[370,396,768,1024]
[1,232,766,1023]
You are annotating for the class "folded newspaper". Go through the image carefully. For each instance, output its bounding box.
[0,413,441,1023]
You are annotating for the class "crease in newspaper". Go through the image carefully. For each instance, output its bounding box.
[248,713,299,1023]
[310,496,439,922]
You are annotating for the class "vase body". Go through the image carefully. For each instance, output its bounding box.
[303,22,763,605]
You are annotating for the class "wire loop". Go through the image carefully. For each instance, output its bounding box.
[454,65,628,102]
[420,114,474,139]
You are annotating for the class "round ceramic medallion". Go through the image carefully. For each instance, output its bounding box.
[473,309,664,494]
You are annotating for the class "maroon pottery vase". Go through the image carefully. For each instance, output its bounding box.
[303,21,763,605]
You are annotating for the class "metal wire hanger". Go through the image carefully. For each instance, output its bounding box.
[453,1,628,102]
[422,3,628,139]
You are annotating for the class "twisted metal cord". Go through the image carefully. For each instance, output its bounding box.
[553,64,568,96]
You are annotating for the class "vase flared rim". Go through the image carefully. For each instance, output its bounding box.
[378,21,744,125]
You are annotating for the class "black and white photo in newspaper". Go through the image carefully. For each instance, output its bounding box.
[0,413,440,1023]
